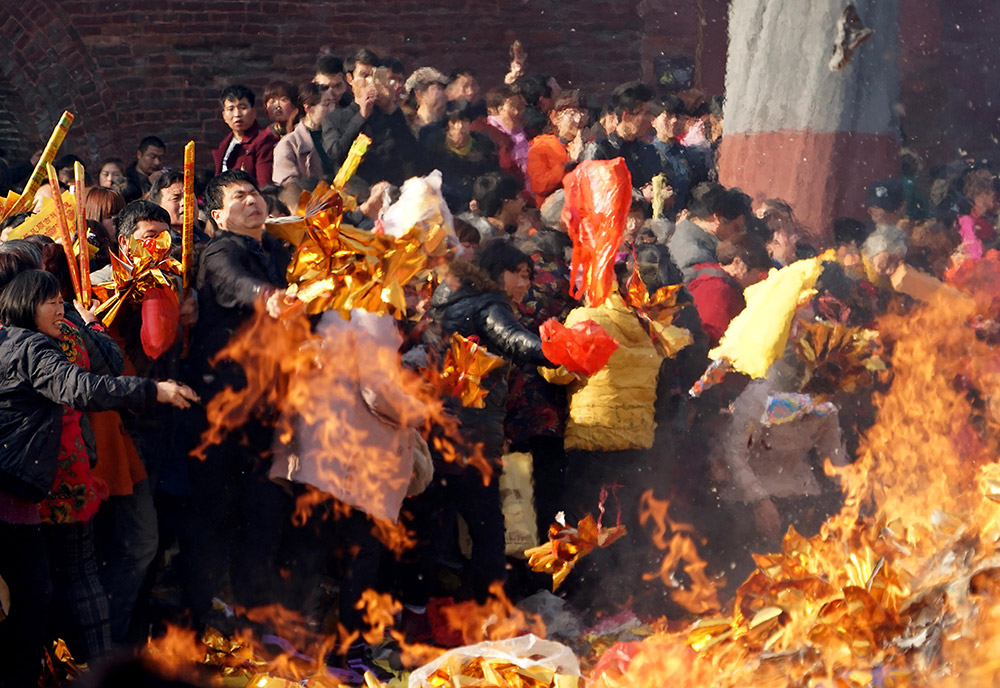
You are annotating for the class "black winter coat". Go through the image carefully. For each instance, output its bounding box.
[429,278,551,462]
[0,327,156,501]
[192,230,289,383]
[321,103,422,187]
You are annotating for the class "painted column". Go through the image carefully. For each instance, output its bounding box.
[718,0,901,242]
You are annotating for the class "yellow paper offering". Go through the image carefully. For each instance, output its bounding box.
[5,191,78,241]
[709,257,823,379]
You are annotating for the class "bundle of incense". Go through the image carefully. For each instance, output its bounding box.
[45,163,83,302]
[5,111,74,220]
[181,141,195,290]
[651,173,666,219]
[332,134,371,189]
[74,162,91,307]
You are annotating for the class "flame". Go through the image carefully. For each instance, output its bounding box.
[583,285,1000,687]
[434,582,546,647]
[638,491,723,614]
[196,303,490,553]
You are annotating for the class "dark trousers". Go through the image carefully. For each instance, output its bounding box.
[0,522,51,688]
[93,478,159,642]
[44,521,112,663]
[180,434,292,620]
[559,448,660,617]
[410,465,507,604]
[525,436,567,542]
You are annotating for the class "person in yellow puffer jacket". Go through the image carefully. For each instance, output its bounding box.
[539,277,670,618]
[541,290,665,452]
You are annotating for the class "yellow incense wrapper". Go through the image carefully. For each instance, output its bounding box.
[45,163,83,302]
[181,140,195,289]
[5,111,74,220]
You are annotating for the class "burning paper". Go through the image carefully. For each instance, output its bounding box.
[526,513,627,591]
[792,321,886,395]
[438,333,506,408]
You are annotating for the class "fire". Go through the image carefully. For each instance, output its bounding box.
[584,285,1000,687]
[196,302,488,554]
[638,490,723,614]
[434,582,545,647]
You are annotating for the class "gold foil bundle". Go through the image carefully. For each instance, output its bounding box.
[424,655,575,688]
[438,333,506,408]
[276,179,451,319]
[793,322,886,395]
[92,231,182,326]
[525,514,627,590]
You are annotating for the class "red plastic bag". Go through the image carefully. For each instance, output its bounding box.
[540,318,619,377]
[140,287,180,360]
[560,158,632,307]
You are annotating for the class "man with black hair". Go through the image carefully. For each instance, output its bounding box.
[584,81,661,191]
[688,233,771,346]
[651,95,694,215]
[314,53,350,108]
[459,171,524,240]
[516,74,556,138]
[212,84,279,188]
[194,170,288,368]
[422,99,499,212]
[148,170,185,231]
[447,68,481,104]
[185,169,291,623]
[668,184,752,282]
[88,200,196,644]
[476,84,529,184]
[125,136,166,194]
[321,49,420,186]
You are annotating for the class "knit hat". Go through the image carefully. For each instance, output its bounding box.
[404,67,448,94]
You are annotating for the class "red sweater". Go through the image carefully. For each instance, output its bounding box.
[688,262,745,347]
[212,121,279,188]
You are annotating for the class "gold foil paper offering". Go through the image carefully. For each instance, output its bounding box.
[92,231,181,326]
[525,514,627,590]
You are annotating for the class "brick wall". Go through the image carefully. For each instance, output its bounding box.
[10,0,992,184]
[4,0,707,174]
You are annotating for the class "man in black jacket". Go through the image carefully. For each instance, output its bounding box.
[584,81,661,190]
[321,48,421,186]
[183,170,291,622]
[191,171,289,376]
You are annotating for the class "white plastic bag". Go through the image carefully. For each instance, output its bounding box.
[408,634,581,688]
[380,169,455,242]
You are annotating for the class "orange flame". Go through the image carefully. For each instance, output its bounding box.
[638,491,723,615]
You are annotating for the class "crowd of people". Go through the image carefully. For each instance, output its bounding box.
[0,44,992,688]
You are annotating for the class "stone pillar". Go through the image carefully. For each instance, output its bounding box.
[718,0,901,242]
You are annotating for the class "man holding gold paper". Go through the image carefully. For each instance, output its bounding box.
[184,169,291,622]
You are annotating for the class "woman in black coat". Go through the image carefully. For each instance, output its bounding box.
[0,269,196,688]
[413,241,552,603]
